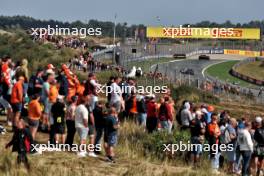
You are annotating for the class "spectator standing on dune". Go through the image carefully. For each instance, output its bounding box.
[11,76,25,128]
[65,96,78,147]
[28,94,42,141]
[146,96,158,133]
[6,119,33,171]
[180,102,192,130]
[75,96,89,157]
[207,113,221,174]
[237,122,254,176]
[104,107,120,163]
[84,73,101,110]
[253,117,264,176]
[110,76,123,114]
[51,95,66,144]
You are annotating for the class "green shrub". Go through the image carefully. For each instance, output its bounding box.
[171,85,220,106]
[0,31,79,74]
[142,130,190,160]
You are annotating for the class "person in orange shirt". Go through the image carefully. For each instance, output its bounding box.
[76,81,85,96]
[127,92,137,120]
[49,80,59,104]
[207,113,221,174]
[11,76,24,128]
[67,77,76,102]
[28,94,42,140]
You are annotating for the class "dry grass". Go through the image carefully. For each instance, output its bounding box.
[235,61,264,81]
[0,117,232,176]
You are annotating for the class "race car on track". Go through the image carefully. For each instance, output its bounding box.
[199,55,210,60]
[180,68,194,75]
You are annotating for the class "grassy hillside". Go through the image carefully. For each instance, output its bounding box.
[0,30,263,176]
[205,61,257,87]
[234,61,264,81]
[1,98,264,176]
[0,30,79,73]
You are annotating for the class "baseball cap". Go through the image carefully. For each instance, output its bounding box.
[238,122,245,129]
[47,64,55,69]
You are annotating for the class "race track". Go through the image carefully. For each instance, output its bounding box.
[151,54,246,81]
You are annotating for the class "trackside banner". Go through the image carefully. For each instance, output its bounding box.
[146,27,260,40]
[224,49,260,57]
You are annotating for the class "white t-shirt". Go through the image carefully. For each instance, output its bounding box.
[110,82,122,103]
[75,104,88,128]
[237,129,254,152]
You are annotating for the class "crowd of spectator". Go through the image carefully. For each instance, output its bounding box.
[1,54,263,176]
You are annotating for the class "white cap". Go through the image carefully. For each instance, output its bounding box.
[255,116,263,123]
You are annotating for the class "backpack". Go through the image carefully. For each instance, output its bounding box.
[220,127,232,144]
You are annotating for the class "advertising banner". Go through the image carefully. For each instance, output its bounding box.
[224,49,260,57]
[146,27,260,40]
[211,49,224,54]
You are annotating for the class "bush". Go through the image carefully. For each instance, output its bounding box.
[171,85,220,106]
[142,130,190,160]
[0,31,78,73]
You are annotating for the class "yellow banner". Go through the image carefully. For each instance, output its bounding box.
[147,27,260,40]
[224,49,260,57]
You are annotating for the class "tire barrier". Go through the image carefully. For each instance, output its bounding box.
[230,57,264,86]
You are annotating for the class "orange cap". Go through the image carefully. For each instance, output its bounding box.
[207,105,215,112]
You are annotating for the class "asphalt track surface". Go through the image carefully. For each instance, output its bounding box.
[150,54,264,97]
[151,54,247,81]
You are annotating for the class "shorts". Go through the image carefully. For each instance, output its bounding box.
[88,124,95,136]
[105,133,117,147]
[255,146,264,157]
[0,97,11,109]
[191,136,203,155]
[28,119,39,128]
[54,124,65,134]
[11,103,22,113]
[76,127,88,141]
